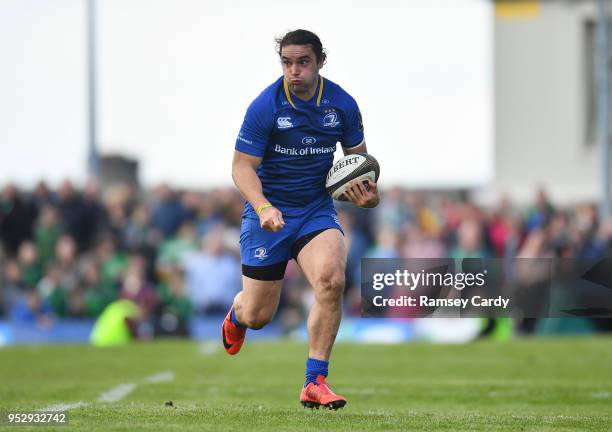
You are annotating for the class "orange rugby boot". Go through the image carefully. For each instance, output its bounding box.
[221,308,246,355]
[300,375,347,410]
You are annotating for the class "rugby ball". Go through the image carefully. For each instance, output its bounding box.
[325,154,380,201]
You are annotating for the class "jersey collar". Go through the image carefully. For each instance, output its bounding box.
[283,76,324,109]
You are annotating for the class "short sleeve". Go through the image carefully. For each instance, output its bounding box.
[235,98,273,157]
[341,96,365,148]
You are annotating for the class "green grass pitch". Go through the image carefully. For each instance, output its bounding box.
[1,337,611,431]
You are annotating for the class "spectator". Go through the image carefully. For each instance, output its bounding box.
[123,204,159,252]
[151,184,189,237]
[35,205,63,267]
[401,224,446,259]
[182,227,241,314]
[488,195,515,257]
[376,186,407,233]
[94,235,128,288]
[10,288,54,327]
[3,260,25,317]
[155,266,192,336]
[157,222,198,267]
[195,193,223,238]
[31,181,57,210]
[525,188,555,232]
[450,218,489,259]
[80,259,109,317]
[37,262,68,317]
[0,184,37,256]
[119,253,158,317]
[54,235,80,292]
[57,180,104,252]
[366,228,401,258]
[17,241,41,289]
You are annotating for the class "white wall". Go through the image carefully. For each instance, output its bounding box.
[487,0,601,205]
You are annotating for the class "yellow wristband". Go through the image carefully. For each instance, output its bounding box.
[256,203,273,216]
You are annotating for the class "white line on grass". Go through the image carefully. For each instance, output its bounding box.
[144,371,175,383]
[97,383,137,403]
[40,401,89,412]
[198,341,220,356]
[39,370,175,412]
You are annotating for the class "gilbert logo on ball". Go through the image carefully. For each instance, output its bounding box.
[325,153,380,201]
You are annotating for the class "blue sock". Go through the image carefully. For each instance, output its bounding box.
[305,357,328,387]
[230,308,246,329]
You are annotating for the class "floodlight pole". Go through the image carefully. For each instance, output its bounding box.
[86,0,100,179]
[597,0,611,219]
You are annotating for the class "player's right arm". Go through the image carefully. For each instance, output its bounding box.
[232,151,285,232]
[233,90,285,231]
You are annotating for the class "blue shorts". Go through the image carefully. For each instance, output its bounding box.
[239,200,343,269]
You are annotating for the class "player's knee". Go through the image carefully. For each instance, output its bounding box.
[240,310,273,330]
[314,270,345,305]
[245,317,272,330]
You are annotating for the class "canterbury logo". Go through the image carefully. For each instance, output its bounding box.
[277,117,293,129]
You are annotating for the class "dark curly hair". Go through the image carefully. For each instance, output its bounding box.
[275,29,327,65]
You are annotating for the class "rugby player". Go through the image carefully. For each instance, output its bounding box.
[222,29,379,410]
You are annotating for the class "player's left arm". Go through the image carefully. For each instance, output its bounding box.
[340,94,379,208]
[342,141,380,208]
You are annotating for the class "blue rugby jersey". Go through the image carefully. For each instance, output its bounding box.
[235,76,364,216]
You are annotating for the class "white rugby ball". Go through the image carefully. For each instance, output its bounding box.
[325,154,380,201]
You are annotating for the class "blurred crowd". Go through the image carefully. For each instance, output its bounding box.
[1,181,611,336]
